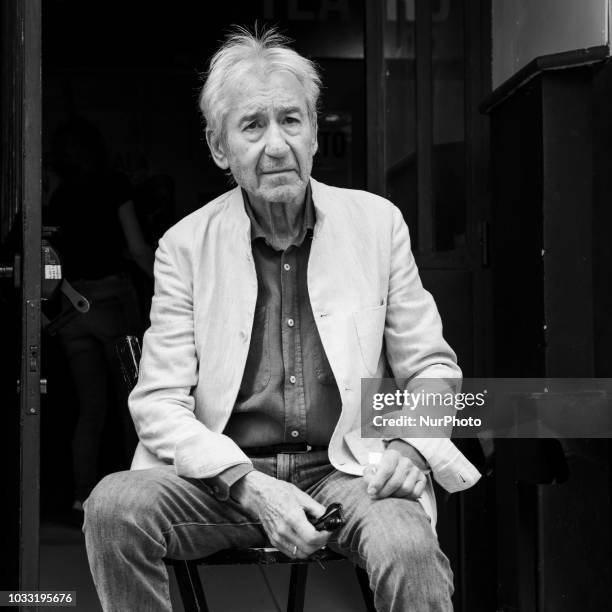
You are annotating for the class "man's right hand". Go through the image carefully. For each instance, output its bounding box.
[231,471,331,559]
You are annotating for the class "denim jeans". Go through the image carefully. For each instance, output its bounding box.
[84,451,453,611]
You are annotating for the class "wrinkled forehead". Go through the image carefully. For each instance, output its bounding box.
[223,67,310,121]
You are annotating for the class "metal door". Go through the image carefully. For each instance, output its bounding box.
[0,0,42,600]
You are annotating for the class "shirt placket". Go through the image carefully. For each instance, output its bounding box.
[280,245,307,443]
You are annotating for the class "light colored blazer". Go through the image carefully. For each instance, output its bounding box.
[129,178,481,525]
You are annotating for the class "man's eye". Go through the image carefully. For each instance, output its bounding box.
[244,121,259,131]
[284,116,300,125]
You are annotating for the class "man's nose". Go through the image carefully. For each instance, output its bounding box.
[263,123,290,157]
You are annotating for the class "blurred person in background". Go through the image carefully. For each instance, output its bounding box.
[45,116,154,522]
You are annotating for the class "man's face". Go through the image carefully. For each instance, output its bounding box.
[207,69,317,208]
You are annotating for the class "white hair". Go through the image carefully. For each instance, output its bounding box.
[199,26,322,142]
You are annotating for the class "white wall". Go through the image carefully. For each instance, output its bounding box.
[493,0,610,88]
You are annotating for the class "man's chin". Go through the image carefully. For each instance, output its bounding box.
[259,182,306,205]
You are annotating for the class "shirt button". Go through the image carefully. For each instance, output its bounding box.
[287,318,294,327]
[283,263,291,271]
[289,375,296,384]
[239,330,248,342]
[291,430,300,438]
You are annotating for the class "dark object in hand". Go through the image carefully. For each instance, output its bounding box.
[310,503,345,531]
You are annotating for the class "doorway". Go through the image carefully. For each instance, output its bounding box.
[5,1,494,609]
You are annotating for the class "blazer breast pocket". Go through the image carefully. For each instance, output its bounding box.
[353,304,386,376]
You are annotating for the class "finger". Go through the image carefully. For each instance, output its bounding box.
[287,513,330,553]
[273,520,316,557]
[294,489,326,520]
[362,465,376,486]
[275,535,309,560]
[278,496,328,553]
[412,473,428,498]
[293,490,333,541]
[292,491,331,547]
[396,466,423,498]
[281,524,324,558]
[260,521,292,557]
[376,458,412,499]
[367,451,400,496]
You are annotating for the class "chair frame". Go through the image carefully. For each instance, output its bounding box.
[165,547,376,612]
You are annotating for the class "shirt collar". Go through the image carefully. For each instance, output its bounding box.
[241,182,316,247]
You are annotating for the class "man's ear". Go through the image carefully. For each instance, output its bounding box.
[206,128,229,170]
[310,118,319,156]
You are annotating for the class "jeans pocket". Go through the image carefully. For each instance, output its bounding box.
[239,306,271,395]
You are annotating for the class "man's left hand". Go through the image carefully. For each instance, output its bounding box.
[362,448,427,500]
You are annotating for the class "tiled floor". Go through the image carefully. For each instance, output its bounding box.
[40,521,368,612]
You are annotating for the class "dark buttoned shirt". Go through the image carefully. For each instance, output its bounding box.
[225,186,341,446]
[206,185,342,498]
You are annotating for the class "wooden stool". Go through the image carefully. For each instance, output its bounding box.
[165,546,375,612]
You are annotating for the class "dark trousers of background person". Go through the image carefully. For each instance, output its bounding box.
[56,274,141,504]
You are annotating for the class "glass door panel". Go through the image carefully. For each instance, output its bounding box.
[384,0,418,247]
[432,0,466,252]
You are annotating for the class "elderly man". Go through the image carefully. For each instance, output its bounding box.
[84,27,480,612]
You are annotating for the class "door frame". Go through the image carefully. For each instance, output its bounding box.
[20,0,42,593]
[1,0,43,595]
[365,0,493,376]
[364,1,495,610]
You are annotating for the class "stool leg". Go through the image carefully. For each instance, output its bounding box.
[354,565,376,612]
[287,563,308,612]
[173,561,210,612]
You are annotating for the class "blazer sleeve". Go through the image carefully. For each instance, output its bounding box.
[383,205,481,492]
[129,233,252,478]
